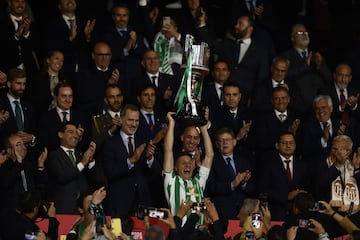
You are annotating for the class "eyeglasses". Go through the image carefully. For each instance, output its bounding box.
[279,141,295,145]
[295,31,309,36]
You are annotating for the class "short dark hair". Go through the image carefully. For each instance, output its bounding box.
[136,84,156,97]
[276,131,295,143]
[16,191,42,213]
[272,86,289,98]
[53,81,73,97]
[216,128,235,140]
[57,121,76,134]
[7,68,26,82]
[174,151,193,163]
[293,192,315,214]
[105,84,122,96]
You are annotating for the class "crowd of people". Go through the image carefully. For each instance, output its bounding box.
[0,0,360,239]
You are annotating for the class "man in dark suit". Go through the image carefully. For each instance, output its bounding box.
[258,132,310,221]
[74,41,120,117]
[201,60,230,113]
[44,0,95,82]
[0,68,37,147]
[0,134,47,215]
[216,15,269,101]
[300,95,345,166]
[251,56,305,116]
[210,81,252,158]
[281,24,332,116]
[206,128,255,220]
[38,82,91,152]
[319,63,360,147]
[136,49,176,115]
[103,104,152,216]
[46,122,97,214]
[251,87,300,164]
[136,84,167,207]
[0,0,41,79]
[100,3,148,103]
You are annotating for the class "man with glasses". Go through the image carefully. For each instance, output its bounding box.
[205,127,255,220]
[258,132,310,221]
[281,24,332,117]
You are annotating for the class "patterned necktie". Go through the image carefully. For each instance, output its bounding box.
[301,51,307,59]
[14,100,24,131]
[146,113,154,130]
[67,150,76,166]
[279,113,286,122]
[128,136,134,157]
[284,159,292,182]
[226,157,236,179]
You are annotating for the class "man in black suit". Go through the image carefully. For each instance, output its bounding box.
[103,104,152,216]
[100,3,148,103]
[38,82,91,152]
[201,60,230,113]
[0,0,41,79]
[0,68,37,147]
[0,134,47,215]
[319,63,360,147]
[258,132,310,221]
[210,81,252,158]
[44,0,95,82]
[251,87,300,164]
[74,41,120,117]
[251,56,305,116]
[136,49,176,115]
[300,95,345,165]
[46,122,96,214]
[215,15,269,101]
[281,24,332,116]
[136,84,167,207]
[206,128,255,220]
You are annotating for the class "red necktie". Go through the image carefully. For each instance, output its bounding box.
[128,136,134,157]
[284,160,292,182]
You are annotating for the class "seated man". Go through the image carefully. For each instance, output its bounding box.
[163,112,213,224]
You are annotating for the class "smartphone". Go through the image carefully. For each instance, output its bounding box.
[245,231,255,240]
[298,219,314,228]
[111,218,122,236]
[308,202,326,211]
[251,213,261,229]
[95,216,105,234]
[258,192,268,209]
[190,202,206,213]
[163,16,171,26]
[147,208,168,219]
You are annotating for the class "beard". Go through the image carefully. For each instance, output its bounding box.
[234,28,248,39]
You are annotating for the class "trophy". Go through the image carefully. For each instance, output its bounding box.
[174,34,210,126]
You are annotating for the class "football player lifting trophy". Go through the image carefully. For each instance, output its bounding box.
[174,34,210,126]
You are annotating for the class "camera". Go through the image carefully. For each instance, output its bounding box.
[258,192,268,209]
[190,202,206,213]
[25,231,37,240]
[308,202,326,211]
[251,213,261,229]
[298,219,314,228]
[37,201,52,219]
[135,205,168,220]
[245,231,255,240]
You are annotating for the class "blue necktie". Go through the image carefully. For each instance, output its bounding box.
[226,157,236,179]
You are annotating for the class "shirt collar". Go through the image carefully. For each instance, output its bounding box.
[272,79,284,88]
[274,109,287,116]
[107,110,120,118]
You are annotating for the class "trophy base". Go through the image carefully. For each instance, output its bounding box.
[173,114,208,127]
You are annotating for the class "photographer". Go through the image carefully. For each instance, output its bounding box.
[1,190,58,240]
